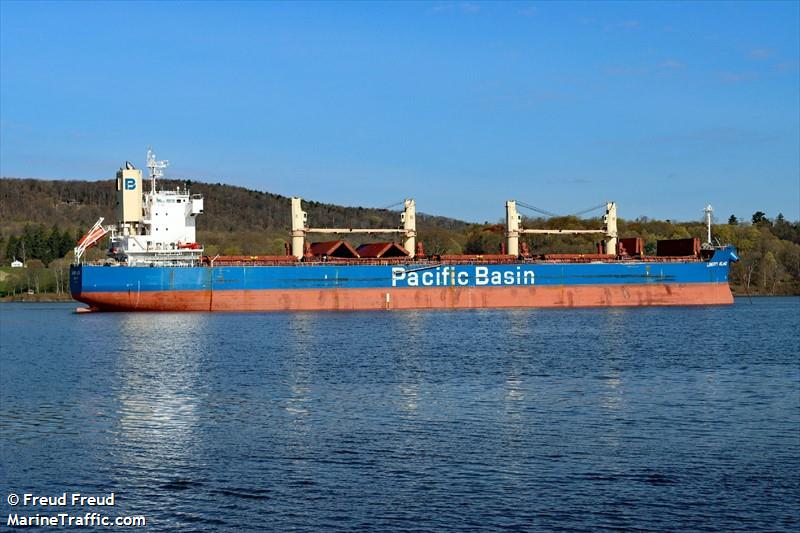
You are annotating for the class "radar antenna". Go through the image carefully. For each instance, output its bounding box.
[146,147,169,192]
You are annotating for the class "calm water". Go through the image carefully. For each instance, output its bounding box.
[1,299,798,531]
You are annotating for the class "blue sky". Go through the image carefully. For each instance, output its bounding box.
[1,1,798,223]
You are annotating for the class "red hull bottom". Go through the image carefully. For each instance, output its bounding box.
[73,283,734,312]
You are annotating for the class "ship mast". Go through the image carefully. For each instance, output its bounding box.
[146,147,168,193]
[704,204,713,245]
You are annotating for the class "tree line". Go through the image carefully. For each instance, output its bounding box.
[4,224,78,265]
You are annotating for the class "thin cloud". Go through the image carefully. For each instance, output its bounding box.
[659,59,685,69]
[719,71,758,83]
[604,19,641,31]
[431,2,480,14]
[602,65,650,77]
[645,127,778,146]
[747,48,773,60]
[601,59,684,79]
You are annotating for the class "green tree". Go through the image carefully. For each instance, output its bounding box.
[752,211,768,225]
[29,225,48,262]
[771,213,797,243]
[418,228,464,255]
[760,251,779,294]
[728,214,738,225]
[5,235,20,262]
[20,225,34,261]
[463,229,503,254]
[47,225,62,263]
[60,229,75,257]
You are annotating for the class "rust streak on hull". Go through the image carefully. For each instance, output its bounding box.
[73,283,734,312]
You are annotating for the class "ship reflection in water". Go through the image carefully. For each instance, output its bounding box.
[113,313,205,467]
[283,314,314,419]
[109,313,209,526]
[1,300,798,531]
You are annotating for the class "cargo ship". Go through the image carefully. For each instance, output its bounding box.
[70,151,738,312]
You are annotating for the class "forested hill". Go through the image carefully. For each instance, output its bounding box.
[0,177,469,234]
[0,177,471,257]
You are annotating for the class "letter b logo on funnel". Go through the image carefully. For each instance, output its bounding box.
[124,178,137,190]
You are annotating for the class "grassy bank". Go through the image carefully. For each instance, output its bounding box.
[1,292,74,303]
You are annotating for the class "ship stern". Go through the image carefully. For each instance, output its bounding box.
[69,264,83,299]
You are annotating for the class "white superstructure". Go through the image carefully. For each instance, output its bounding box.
[107,149,204,266]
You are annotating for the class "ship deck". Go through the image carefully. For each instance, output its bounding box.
[84,255,708,268]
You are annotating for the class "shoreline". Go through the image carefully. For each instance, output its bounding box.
[1,294,75,303]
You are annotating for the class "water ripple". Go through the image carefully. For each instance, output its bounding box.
[1,299,798,531]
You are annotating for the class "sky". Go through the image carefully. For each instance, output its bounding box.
[1,1,798,223]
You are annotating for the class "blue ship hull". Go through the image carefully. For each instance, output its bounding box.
[70,247,737,311]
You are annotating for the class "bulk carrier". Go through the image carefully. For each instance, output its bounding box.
[70,150,738,312]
